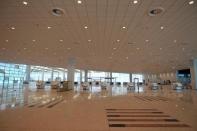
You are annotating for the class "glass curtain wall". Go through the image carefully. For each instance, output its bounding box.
[88,70,110,82]
[132,74,144,82]
[0,62,26,88]
[112,73,130,83]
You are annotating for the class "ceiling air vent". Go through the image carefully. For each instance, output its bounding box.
[149,7,164,16]
[128,42,135,45]
[52,8,64,16]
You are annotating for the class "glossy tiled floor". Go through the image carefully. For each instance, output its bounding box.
[0,83,197,131]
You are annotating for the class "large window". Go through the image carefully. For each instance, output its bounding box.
[0,62,26,87]
[112,73,130,83]
[132,74,144,82]
[88,70,110,82]
[30,66,67,81]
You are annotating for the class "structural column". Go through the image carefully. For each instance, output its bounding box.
[80,70,83,83]
[67,58,76,89]
[63,70,66,81]
[129,73,132,83]
[51,68,54,81]
[110,72,112,83]
[84,69,88,82]
[192,59,197,89]
[25,65,31,82]
[42,68,44,81]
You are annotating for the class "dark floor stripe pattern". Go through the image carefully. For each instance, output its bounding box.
[134,96,169,102]
[106,108,190,128]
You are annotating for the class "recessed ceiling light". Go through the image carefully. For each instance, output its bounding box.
[59,40,63,42]
[189,1,194,5]
[23,1,28,5]
[88,39,91,42]
[113,47,116,50]
[145,39,149,42]
[11,27,15,30]
[160,26,164,30]
[117,40,120,42]
[126,57,129,59]
[47,26,51,29]
[84,26,88,29]
[122,26,126,29]
[136,48,140,50]
[5,40,8,42]
[133,0,138,4]
[52,8,65,16]
[77,0,82,4]
[32,40,36,42]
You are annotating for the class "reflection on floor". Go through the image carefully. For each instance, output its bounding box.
[0,84,197,131]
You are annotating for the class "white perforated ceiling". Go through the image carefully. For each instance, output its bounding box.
[0,0,197,73]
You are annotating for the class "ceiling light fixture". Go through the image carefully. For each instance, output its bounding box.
[145,39,149,42]
[137,48,140,50]
[84,26,88,29]
[88,39,91,42]
[160,48,162,50]
[77,0,82,4]
[117,40,120,42]
[32,40,36,42]
[189,1,194,5]
[122,26,126,29]
[133,0,138,4]
[23,1,28,5]
[160,26,164,30]
[5,40,8,42]
[126,57,129,59]
[47,26,51,29]
[113,47,116,50]
[59,40,63,42]
[67,48,71,50]
[173,40,177,43]
[11,27,15,30]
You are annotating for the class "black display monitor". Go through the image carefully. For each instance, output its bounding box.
[178,69,190,74]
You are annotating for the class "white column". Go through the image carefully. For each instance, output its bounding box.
[193,59,197,89]
[67,58,76,89]
[110,72,112,83]
[42,69,44,81]
[80,70,83,83]
[51,68,54,81]
[63,70,66,81]
[25,65,31,82]
[84,69,88,82]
